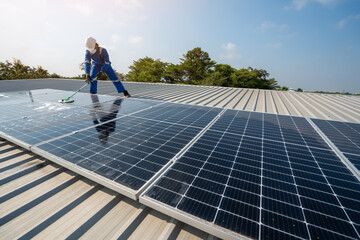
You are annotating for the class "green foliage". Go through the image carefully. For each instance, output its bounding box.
[311,91,355,95]
[278,86,289,91]
[0,59,61,80]
[180,47,216,84]
[163,64,185,83]
[126,57,167,83]
[206,64,235,87]
[125,47,279,89]
[296,88,303,92]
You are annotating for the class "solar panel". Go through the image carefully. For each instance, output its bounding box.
[30,102,222,199]
[141,110,360,240]
[311,118,360,173]
[0,97,158,149]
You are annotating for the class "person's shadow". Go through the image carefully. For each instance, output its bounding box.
[90,95,123,143]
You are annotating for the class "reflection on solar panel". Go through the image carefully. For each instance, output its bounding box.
[142,110,360,240]
[0,96,157,148]
[311,119,360,173]
[0,89,119,123]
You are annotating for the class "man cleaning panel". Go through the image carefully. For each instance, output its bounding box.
[84,37,131,98]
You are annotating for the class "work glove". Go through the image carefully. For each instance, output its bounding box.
[97,71,103,79]
[86,75,93,84]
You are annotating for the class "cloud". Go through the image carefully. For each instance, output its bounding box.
[220,42,241,60]
[316,0,337,5]
[336,14,360,29]
[261,21,276,31]
[112,35,124,43]
[102,45,117,51]
[261,22,290,33]
[266,42,283,49]
[285,0,338,10]
[279,32,298,39]
[111,34,143,45]
[67,2,94,16]
[129,36,143,45]
[111,0,143,10]
[278,24,289,31]
[285,0,309,10]
[219,52,242,60]
[221,43,236,51]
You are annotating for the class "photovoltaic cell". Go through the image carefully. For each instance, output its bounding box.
[144,110,360,240]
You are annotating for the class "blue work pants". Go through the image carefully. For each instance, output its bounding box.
[89,64,125,94]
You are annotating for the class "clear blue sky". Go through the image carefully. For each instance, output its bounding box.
[0,0,359,92]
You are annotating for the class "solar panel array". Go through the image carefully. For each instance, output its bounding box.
[311,118,360,172]
[143,111,360,240]
[35,103,222,192]
[1,89,360,240]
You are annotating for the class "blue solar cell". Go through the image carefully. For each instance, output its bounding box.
[177,197,217,221]
[262,197,304,221]
[305,210,358,239]
[308,225,355,240]
[300,197,348,221]
[221,197,260,221]
[192,177,225,194]
[261,210,309,239]
[224,186,260,206]
[215,211,259,239]
[262,186,300,206]
[145,185,181,207]
[261,225,301,240]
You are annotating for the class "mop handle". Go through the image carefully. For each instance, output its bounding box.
[67,83,88,99]
[68,78,97,99]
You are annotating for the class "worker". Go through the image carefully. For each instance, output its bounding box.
[84,37,131,98]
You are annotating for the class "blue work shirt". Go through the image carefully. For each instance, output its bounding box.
[84,47,111,74]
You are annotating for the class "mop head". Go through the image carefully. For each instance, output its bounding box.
[58,97,74,103]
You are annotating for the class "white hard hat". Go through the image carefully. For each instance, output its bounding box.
[85,37,97,53]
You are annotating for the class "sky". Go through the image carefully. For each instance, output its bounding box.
[0,0,359,92]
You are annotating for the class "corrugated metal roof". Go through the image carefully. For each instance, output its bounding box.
[0,139,219,240]
[117,82,360,123]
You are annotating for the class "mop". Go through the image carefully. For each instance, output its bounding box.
[58,82,90,103]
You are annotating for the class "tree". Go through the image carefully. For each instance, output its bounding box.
[296,88,303,92]
[202,64,235,86]
[278,86,289,91]
[163,64,185,83]
[228,67,279,89]
[230,68,259,88]
[126,57,167,82]
[180,47,216,84]
[0,59,60,80]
